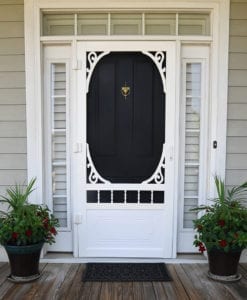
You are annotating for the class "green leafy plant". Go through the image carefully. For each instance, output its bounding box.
[192,176,247,253]
[0,178,59,246]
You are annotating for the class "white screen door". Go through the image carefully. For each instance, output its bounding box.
[73,41,176,258]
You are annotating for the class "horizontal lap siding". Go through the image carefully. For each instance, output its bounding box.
[0,1,27,189]
[0,2,245,192]
[226,1,247,186]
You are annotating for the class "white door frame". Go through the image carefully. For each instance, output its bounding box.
[72,41,178,258]
[23,0,230,259]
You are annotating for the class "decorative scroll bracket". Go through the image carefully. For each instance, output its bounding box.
[86,51,110,93]
[87,143,165,185]
[87,143,110,184]
[141,144,166,184]
[142,51,167,93]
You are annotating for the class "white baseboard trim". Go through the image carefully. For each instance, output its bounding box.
[40,253,207,264]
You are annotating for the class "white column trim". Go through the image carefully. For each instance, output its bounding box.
[208,0,230,198]
[25,0,43,204]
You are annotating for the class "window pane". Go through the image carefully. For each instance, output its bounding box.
[42,12,211,37]
[51,63,68,228]
[178,13,210,35]
[183,198,198,228]
[185,131,200,164]
[111,13,142,35]
[43,14,74,36]
[185,98,201,130]
[184,167,199,227]
[145,13,176,35]
[77,13,108,35]
[186,63,201,96]
[183,62,202,228]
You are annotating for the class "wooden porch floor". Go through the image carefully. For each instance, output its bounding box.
[0,262,246,299]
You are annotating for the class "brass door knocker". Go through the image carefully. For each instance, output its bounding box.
[121,83,130,99]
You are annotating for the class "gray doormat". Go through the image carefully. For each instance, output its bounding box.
[82,263,172,282]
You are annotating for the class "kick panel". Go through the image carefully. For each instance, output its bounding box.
[85,209,167,257]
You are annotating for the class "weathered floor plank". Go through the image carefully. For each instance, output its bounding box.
[132,282,144,300]
[152,281,168,300]
[80,281,93,300]
[53,263,80,300]
[111,282,122,300]
[122,282,134,300]
[222,264,247,300]
[0,263,11,286]
[99,282,113,300]
[198,263,239,300]
[0,263,246,300]
[1,263,47,300]
[62,264,86,300]
[166,264,190,300]
[181,263,243,300]
[0,263,14,300]
[89,281,102,300]
[172,264,201,300]
[142,282,156,300]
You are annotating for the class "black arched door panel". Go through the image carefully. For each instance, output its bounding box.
[87,52,165,183]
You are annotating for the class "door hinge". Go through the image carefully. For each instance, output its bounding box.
[73,142,83,153]
[72,59,82,70]
[74,214,83,224]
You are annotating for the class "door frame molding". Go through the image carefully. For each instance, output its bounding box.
[24,0,230,258]
[74,41,177,258]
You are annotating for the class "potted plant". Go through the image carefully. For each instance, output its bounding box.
[192,176,247,282]
[0,178,59,282]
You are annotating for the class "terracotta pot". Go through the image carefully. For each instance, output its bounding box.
[4,242,43,283]
[207,248,242,282]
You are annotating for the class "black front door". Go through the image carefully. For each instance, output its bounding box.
[87,52,165,183]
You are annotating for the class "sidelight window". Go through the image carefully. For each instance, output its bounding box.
[47,62,71,230]
[183,62,202,228]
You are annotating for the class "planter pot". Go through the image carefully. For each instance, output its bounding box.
[207,248,242,282]
[4,242,44,283]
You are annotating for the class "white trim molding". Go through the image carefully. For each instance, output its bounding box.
[24,0,230,256]
[25,0,44,204]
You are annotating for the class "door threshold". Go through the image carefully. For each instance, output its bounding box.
[41,253,207,264]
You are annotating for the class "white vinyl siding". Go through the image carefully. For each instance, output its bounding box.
[0,1,26,194]
[226,0,247,187]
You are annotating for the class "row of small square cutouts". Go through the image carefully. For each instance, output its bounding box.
[87,190,164,204]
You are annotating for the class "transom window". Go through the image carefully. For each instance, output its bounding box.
[42,12,211,36]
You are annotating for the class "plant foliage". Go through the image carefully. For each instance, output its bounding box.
[192,176,247,253]
[0,179,59,246]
